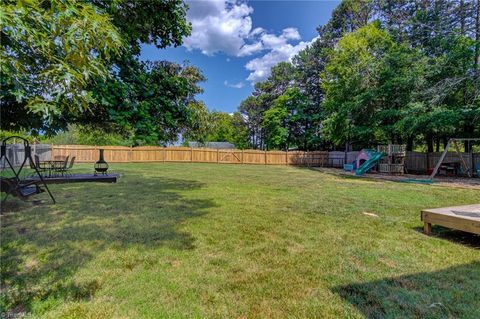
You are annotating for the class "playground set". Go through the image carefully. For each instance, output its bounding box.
[343,144,406,176]
[343,139,480,181]
[340,140,480,237]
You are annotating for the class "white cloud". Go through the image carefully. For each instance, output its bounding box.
[224,80,245,89]
[260,33,287,48]
[249,27,265,37]
[282,27,301,40]
[184,1,303,58]
[184,1,312,84]
[237,42,263,57]
[184,0,253,56]
[246,37,318,83]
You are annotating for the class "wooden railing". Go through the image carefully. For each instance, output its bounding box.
[51,145,329,166]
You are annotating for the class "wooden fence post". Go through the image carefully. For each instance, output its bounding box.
[285,150,288,165]
[217,148,219,164]
[129,146,133,163]
[241,149,244,164]
[471,151,475,176]
[264,150,267,165]
[426,152,430,172]
[191,147,193,163]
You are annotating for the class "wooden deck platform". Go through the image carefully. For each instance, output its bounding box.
[421,204,480,235]
[26,173,119,184]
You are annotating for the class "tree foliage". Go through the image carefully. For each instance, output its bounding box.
[1,0,197,147]
[84,59,206,145]
[238,0,480,151]
[188,111,250,149]
[92,0,191,54]
[1,0,123,118]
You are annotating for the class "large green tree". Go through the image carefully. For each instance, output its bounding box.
[1,0,123,125]
[191,111,250,149]
[239,62,297,149]
[78,59,206,145]
[1,0,195,145]
[78,0,195,145]
[239,0,480,151]
[322,23,431,147]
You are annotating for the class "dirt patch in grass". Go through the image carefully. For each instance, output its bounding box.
[312,167,480,190]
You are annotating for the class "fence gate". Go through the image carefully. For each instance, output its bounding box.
[218,150,243,164]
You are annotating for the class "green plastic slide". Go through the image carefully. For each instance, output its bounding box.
[355,152,383,176]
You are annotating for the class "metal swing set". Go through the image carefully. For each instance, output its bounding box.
[429,138,480,180]
[0,136,55,204]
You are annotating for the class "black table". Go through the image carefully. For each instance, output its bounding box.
[38,160,65,177]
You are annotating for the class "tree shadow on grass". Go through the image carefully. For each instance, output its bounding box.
[413,226,480,249]
[332,261,480,319]
[0,176,216,313]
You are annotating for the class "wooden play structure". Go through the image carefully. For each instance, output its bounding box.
[377,144,406,175]
[344,144,407,176]
[421,204,480,235]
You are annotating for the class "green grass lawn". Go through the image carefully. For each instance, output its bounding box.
[1,163,479,318]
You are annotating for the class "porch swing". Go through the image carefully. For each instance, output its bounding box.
[0,136,55,204]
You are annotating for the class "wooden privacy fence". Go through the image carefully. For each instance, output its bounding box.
[50,145,480,172]
[51,145,329,166]
[405,151,480,173]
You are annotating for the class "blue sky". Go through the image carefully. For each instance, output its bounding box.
[140,0,339,113]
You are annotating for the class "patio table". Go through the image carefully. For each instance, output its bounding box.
[38,160,66,177]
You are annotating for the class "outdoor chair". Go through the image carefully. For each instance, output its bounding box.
[33,155,48,176]
[59,156,75,176]
[55,156,69,176]
[50,155,69,177]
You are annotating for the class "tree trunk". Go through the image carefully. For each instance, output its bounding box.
[406,137,414,152]
[304,119,308,151]
[476,0,480,75]
[460,0,468,105]
[427,135,434,153]
[464,140,468,153]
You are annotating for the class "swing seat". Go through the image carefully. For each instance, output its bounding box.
[17,185,42,197]
[1,177,43,200]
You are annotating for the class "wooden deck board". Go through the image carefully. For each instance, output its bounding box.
[421,204,480,235]
[26,173,119,184]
